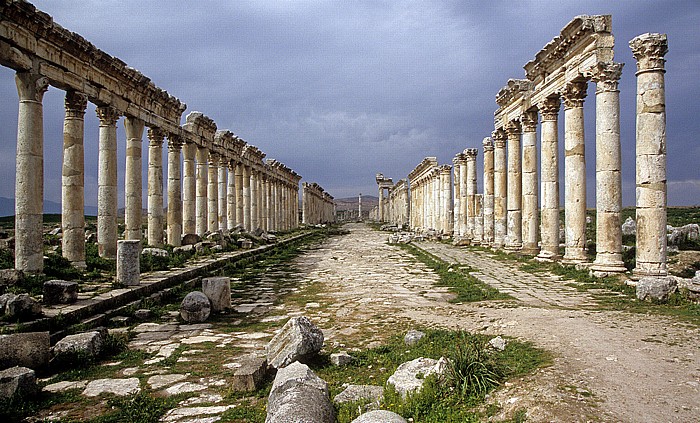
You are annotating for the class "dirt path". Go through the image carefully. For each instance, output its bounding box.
[299,223,700,422]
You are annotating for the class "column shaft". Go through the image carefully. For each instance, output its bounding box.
[218,159,228,230]
[242,165,251,231]
[182,143,196,235]
[521,112,539,255]
[195,146,208,235]
[227,163,236,230]
[62,90,87,267]
[97,105,120,258]
[167,137,183,246]
[147,128,165,246]
[124,116,144,241]
[537,96,562,261]
[506,121,522,250]
[208,153,219,233]
[482,138,495,246]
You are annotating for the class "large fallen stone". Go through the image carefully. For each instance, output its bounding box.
[43,280,79,305]
[387,357,448,398]
[0,269,24,288]
[333,384,384,405]
[52,331,105,364]
[636,276,678,302]
[265,361,335,423]
[621,217,636,236]
[181,233,202,246]
[1,293,42,320]
[142,247,169,257]
[180,291,211,323]
[83,378,140,397]
[352,410,407,423]
[202,276,231,312]
[0,366,37,401]
[229,354,269,392]
[0,331,50,370]
[668,223,700,245]
[266,316,324,368]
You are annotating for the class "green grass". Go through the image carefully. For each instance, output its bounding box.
[399,244,512,302]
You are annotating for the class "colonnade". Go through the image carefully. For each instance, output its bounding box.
[301,182,336,225]
[385,179,409,227]
[2,3,304,273]
[406,158,452,234]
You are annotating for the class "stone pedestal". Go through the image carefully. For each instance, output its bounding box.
[537,96,562,261]
[195,146,208,235]
[124,116,144,241]
[592,63,627,274]
[97,105,120,259]
[167,136,183,246]
[521,111,539,255]
[202,276,231,312]
[493,130,507,249]
[147,128,165,247]
[505,121,522,251]
[182,142,197,236]
[62,91,87,268]
[562,80,588,264]
[116,240,140,286]
[631,33,669,277]
[482,137,495,246]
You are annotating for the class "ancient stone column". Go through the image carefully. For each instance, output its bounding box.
[182,142,197,235]
[265,177,272,231]
[235,162,244,228]
[505,121,523,250]
[452,157,461,236]
[208,152,219,233]
[218,159,228,231]
[195,146,208,235]
[562,79,588,263]
[147,128,165,247]
[242,164,251,231]
[537,96,562,261]
[227,161,236,230]
[440,166,452,234]
[124,116,144,241]
[631,33,669,277]
[62,90,88,268]
[96,105,120,258]
[167,136,183,246]
[14,72,48,273]
[482,137,495,246]
[591,62,626,274]
[251,169,259,230]
[465,149,478,240]
[116,239,140,286]
[492,129,507,249]
[378,186,385,222]
[474,194,484,244]
[521,111,539,255]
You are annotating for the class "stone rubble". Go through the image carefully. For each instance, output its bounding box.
[265,361,335,423]
[266,316,324,369]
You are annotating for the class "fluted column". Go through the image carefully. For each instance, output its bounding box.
[465,149,478,240]
[505,121,523,250]
[591,62,626,273]
[493,129,507,249]
[242,164,251,231]
[208,152,220,233]
[62,90,87,268]
[482,137,495,246]
[631,33,669,277]
[167,136,183,246]
[182,142,196,235]
[195,146,208,235]
[124,117,144,241]
[147,128,165,246]
[97,105,120,258]
[562,79,588,263]
[219,159,228,231]
[227,161,236,230]
[14,72,48,272]
[521,111,539,255]
[537,96,562,261]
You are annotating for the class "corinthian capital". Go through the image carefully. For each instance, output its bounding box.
[505,120,522,137]
[538,95,561,121]
[491,129,506,148]
[15,72,49,102]
[520,110,538,132]
[562,79,588,109]
[147,127,166,146]
[482,137,494,152]
[592,62,624,93]
[96,105,120,126]
[65,90,88,115]
[630,33,668,73]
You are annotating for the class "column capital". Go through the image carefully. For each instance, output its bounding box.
[147,127,166,145]
[538,95,561,121]
[96,105,120,126]
[464,148,478,160]
[562,79,588,110]
[65,90,88,117]
[209,151,220,166]
[592,62,624,93]
[167,134,184,150]
[15,71,49,102]
[630,33,668,73]
[491,129,506,148]
[482,137,494,152]
[520,110,538,132]
[505,120,522,137]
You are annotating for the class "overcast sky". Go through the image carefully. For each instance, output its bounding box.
[0,0,698,207]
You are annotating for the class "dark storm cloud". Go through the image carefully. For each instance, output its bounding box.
[0,0,698,206]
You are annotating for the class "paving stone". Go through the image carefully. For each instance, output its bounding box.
[43,380,88,393]
[164,381,208,395]
[83,378,140,397]
[147,374,188,389]
[161,405,235,422]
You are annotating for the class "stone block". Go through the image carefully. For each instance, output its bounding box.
[1,293,42,320]
[403,329,425,346]
[181,233,202,246]
[43,280,79,305]
[0,332,50,370]
[330,351,353,366]
[352,410,407,423]
[116,240,140,286]
[52,331,105,363]
[230,354,269,392]
[134,309,151,320]
[266,316,324,369]
[180,291,211,323]
[636,277,677,302]
[202,277,231,312]
[266,361,335,423]
[0,269,24,288]
[82,378,140,397]
[334,384,384,405]
[387,357,447,398]
[142,247,169,257]
[0,366,37,401]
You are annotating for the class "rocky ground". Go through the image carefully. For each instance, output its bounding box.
[31,222,699,422]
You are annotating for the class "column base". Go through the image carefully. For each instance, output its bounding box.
[504,243,522,252]
[521,243,539,256]
[562,249,587,265]
[590,258,627,276]
[536,247,561,262]
[631,266,668,280]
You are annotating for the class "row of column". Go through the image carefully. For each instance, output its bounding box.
[408,164,453,234]
[385,180,410,227]
[13,77,302,273]
[301,182,336,224]
[460,34,667,277]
